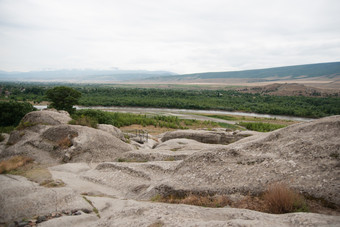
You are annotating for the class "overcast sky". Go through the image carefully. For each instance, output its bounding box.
[0,0,339,74]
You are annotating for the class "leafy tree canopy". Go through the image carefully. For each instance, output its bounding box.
[0,101,36,127]
[46,86,81,113]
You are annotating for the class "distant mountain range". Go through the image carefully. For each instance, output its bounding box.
[0,69,177,82]
[145,62,340,82]
[0,62,339,83]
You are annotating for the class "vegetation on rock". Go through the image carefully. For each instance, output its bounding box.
[0,156,33,174]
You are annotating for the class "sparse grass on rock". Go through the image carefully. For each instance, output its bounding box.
[152,193,231,208]
[0,156,33,174]
[39,179,66,188]
[56,137,73,149]
[16,121,38,130]
[151,183,309,214]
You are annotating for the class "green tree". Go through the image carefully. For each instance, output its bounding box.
[46,86,81,113]
[0,101,36,127]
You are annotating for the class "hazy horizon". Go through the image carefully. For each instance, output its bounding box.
[1,0,340,74]
[1,61,340,75]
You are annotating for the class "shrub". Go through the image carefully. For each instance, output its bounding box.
[263,182,308,214]
[69,115,98,128]
[238,122,285,132]
[0,101,36,127]
[0,156,34,174]
[0,133,4,142]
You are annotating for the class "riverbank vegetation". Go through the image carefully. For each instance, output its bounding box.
[1,83,339,118]
[238,122,286,132]
[71,109,222,130]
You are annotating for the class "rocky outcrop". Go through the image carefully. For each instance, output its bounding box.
[160,129,253,144]
[1,111,340,226]
[170,115,340,205]
[1,110,133,163]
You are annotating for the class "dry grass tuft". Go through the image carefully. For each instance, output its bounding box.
[148,221,164,227]
[233,195,268,212]
[153,193,231,208]
[262,182,308,214]
[0,156,34,174]
[57,137,73,149]
[151,183,310,214]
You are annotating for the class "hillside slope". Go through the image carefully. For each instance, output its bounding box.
[156,62,340,80]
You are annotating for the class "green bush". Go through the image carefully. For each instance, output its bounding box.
[69,115,98,128]
[72,109,185,129]
[0,126,15,134]
[238,122,285,132]
[0,101,36,127]
[0,134,4,142]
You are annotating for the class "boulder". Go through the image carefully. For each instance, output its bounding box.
[21,109,71,125]
[97,124,125,141]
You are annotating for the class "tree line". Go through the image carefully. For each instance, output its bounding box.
[1,83,339,118]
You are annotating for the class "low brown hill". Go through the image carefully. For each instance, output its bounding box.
[237,83,340,97]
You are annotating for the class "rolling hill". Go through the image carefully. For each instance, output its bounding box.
[141,62,340,85]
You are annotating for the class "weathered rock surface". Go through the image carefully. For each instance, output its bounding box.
[170,115,340,205]
[0,174,92,223]
[161,129,253,144]
[119,138,227,162]
[38,196,340,227]
[97,124,125,141]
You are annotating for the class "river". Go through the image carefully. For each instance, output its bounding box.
[34,105,312,122]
